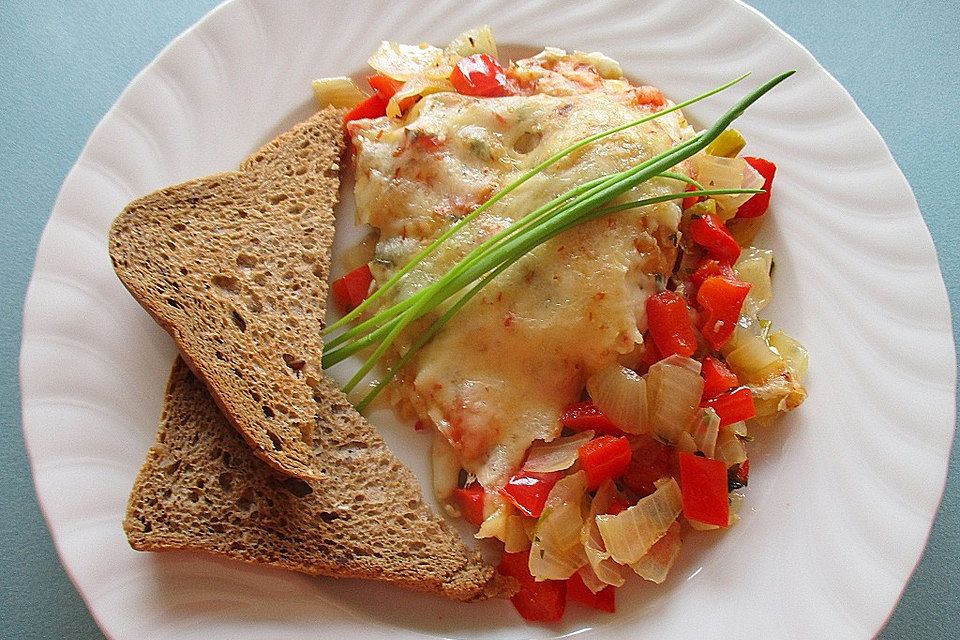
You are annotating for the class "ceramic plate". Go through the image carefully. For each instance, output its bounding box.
[20,0,956,638]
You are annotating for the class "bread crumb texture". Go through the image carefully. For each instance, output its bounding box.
[124,359,510,601]
[109,108,345,480]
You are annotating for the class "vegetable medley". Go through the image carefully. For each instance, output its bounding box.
[317,27,807,622]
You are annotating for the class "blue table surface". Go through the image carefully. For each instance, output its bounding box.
[2,1,957,638]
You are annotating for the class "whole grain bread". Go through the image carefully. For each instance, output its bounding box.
[124,357,510,601]
[109,108,344,481]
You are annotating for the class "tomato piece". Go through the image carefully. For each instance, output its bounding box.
[453,484,486,526]
[646,291,697,358]
[621,435,675,498]
[689,258,736,289]
[500,470,562,518]
[678,452,729,527]
[330,264,373,313]
[566,572,616,613]
[702,387,756,427]
[343,94,388,124]
[689,213,741,263]
[700,356,739,400]
[697,275,751,350]
[498,551,567,622]
[450,53,510,97]
[578,436,633,491]
[560,400,624,435]
[736,157,776,218]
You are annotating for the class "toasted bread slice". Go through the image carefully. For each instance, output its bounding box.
[109,108,343,480]
[124,357,510,601]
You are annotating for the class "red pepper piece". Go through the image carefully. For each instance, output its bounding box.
[566,572,616,613]
[700,356,740,400]
[621,435,675,498]
[678,451,729,527]
[737,459,750,485]
[736,157,776,218]
[500,470,562,518]
[366,73,403,100]
[560,400,624,436]
[702,387,756,427]
[453,484,486,526]
[343,94,388,124]
[498,551,567,622]
[646,290,697,358]
[450,53,510,97]
[330,264,373,313]
[697,275,752,350]
[607,497,632,515]
[690,258,736,289]
[682,182,702,210]
[578,436,633,491]
[638,333,663,372]
[689,213,741,263]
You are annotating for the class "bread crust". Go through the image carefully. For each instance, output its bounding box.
[109,108,344,481]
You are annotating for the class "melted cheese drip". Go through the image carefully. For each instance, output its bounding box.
[351,74,692,489]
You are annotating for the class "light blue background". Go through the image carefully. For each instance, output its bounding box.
[2,1,956,637]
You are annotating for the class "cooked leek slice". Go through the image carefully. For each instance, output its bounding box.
[596,478,682,564]
[311,76,367,109]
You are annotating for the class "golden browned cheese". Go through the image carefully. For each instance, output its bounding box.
[350,59,693,489]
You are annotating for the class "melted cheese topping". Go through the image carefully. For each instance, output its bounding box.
[350,57,693,489]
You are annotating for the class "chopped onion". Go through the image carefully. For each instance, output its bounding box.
[445,25,498,58]
[728,491,745,527]
[715,427,748,467]
[596,478,682,564]
[586,364,648,434]
[675,431,698,454]
[580,480,628,588]
[431,432,461,508]
[692,155,763,219]
[735,247,775,313]
[647,356,703,444]
[523,430,595,473]
[386,76,453,118]
[504,513,533,553]
[529,472,588,580]
[311,76,368,109]
[691,408,720,458]
[768,330,809,382]
[725,333,785,384]
[367,41,444,81]
[630,521,682,583]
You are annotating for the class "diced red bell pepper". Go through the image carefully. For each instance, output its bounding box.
[498,551,567,622]
[638,333,663,371]
[450,53,510,97]
[737,459,750,485]
[578,436,633,491]
[330,264,373,313]
[678,452,729,527]
[566,572,616,613]
[689,258,736,289]
[621,435,675,498]
[682,182,702,210]
[700,356,740,400]
[646,291,697,358]
[697,275,751,350]
[453,484,486,526]
[560,400,623,435]
[689,213,741,263]
[607,497,632,515]
[366,73,403,100]
[702,387,756,427]
[500,470,562,518]
[343,94,388,124]
[736,157,776,218]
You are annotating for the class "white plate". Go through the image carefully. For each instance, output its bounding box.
[20,0,956,638]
